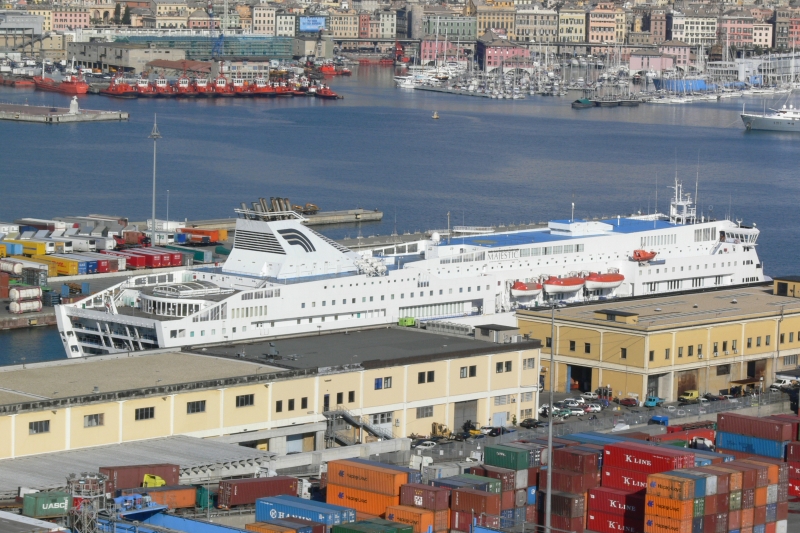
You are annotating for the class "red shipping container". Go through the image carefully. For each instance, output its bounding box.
[601,467,649,492]
[703,495,717,516]
[717,413,794,442]
[449,510,498,532]
[538,468,597,493]
[587,510,642,533]
[742,488,755,509]
[542,514,584,533]
[218,477,298,508]
[766,414,800,441]
[717,448,757,461]
[714,492,729,513]
[734,461,770,487]
[753,505,767,526]
[399,484,450,511]
[525,504,536,523]
[99,464,180,495]
[740,458,787,485]
[469,465,516,492]
[765,523,776,533]
[450,488,500,516]
[279,517,325,533]
[703,512,727,533]
[777,501,789,520]
[728,463,759,490]
[552,448,599,474]
[527,467,539,487]
[536,490,584,518]
[728,509,742,530]
[500,491,514,511]
[588,487,645,519]
[603,443,694,473]
[788,462,800,480]
[788,442,800,462]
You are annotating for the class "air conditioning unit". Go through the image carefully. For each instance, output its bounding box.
[713,352,719,357]
[733,349,738,354]
[698,354,704,359]
[511,397,516,403]
[725,351,729,355]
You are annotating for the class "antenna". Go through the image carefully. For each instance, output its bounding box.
[571,202,575,223]
[695,150,700,221]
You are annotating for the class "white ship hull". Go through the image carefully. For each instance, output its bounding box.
[742,113,800,132]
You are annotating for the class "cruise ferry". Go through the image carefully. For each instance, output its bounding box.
[55,181,765,357]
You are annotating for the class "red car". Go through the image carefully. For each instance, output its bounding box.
[614,397,639,407]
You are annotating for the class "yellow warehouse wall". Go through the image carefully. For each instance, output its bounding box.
[15,409,67,456]
[121,398,169,442]
[449,356,492,396]
[557,326,602,361]
[222,384,270,427]
[602,332,645,367]
[0,417,12,457]
[173,390,222,435]
[406,361,450,402]
[69,404,119,449]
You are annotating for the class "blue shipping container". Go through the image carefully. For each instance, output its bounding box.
[694,458,712,467]
[346,459,422,485]
[753,525,765,533]
[499,509,514,528]
[146,513,244,533]
[173,233,188,244]
[716,432,788,459]
[527,486,537,506]
[0,242,24,255]
[271,495,356,523]
[257,498,345,526]
[691,449,735,464]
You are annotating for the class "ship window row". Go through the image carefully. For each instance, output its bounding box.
[722,232,757,244]
[439,251,486,264]
[242,288,280,300]
[232,304,262,319]
[520,244,585,258]
[640,234,677,248]
[193,303,227,322]
[694,227,718,243]
[374,243,418,255]
[144,300,200,317]
[302,287,484,308]
[641,262,739,276]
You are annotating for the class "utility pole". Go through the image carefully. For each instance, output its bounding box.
[149,115,162,246]
[545,301,555,533]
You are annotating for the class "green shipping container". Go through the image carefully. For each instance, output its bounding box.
[362,518,414,533]
[454,474,502,494]
[332,522,395,533]
[195,485,218,509]
[484,445,531,471]
[693,498,705,518]
[22,491,70,518]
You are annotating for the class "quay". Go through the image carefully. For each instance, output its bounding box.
[414,85,492,98]
[0,100,128,124]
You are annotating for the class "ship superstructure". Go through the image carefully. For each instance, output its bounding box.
[56,183,765,357]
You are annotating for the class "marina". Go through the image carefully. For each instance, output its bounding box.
[0,99,128,123]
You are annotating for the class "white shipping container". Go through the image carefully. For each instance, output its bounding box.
[0,260,23,275]
[9,300,42,314]
[10,287,43,301]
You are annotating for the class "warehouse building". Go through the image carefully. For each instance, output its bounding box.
[66,41,186,73]
[0,328,539,460]
[516,281,800,403]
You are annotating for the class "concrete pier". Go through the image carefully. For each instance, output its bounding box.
[0,101,128,124]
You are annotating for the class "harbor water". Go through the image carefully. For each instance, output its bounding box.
[1,67,799,364]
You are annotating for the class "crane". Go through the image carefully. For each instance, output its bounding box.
[207,0,224,59]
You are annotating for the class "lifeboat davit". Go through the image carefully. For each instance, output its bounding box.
[543,276,585,294]
[511,281,542,298]
[584,272,625,290]
[630,250,658,262]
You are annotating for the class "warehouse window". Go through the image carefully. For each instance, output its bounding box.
[665,348,670,360]
[546,337,551,348]
[337,392,343,404]
[418,371,425,384]
[649,350,654,362]
[569,340,576,351]
[678,347,683,358]
[496,362,504,373]
[187,401,206,414]
[584,343,591,354]
[460,367,468,378]
[288,399,295,411]
[784,355,798,366]
[688,345,694,357]
[716,365,731,376]
[416,406,433,418]
[621,348,627,359]
[135,407,154,421]
[301,397,308,409]
[523,358,535,369]
[348,391,355,403]
[375,377,384,389]
[766,335,771,346]
[29,420,50,434]
[505,361,512,372]
[747,337,752,348]
[384,376,392,388]
[697,344,703,356]
[236,394,254,408]
[427,370,435,382]
[276,400,283,413]
[757,337,762,347]
[84,413,104,427]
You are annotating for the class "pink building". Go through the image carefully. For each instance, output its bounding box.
[477,32,530,70]
[789,16,800,48]
[658,40,690,67]
[420,40,468,64]
[187,9,219,29]
[53,6,89,29]
[718,15,754,48]
[629,50,674,72]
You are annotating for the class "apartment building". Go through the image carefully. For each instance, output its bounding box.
[557,6,585,43]
[515,4,558,43]
[252,5,277,36]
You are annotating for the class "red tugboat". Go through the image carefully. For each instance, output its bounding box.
[315,85,339,99]
[33,71,89,95]
[174,75,196,97]
[193,77,212,96]
[99,74,137,98]
[319,64,337,75]
[339,67,352,76]
[250,77,275,96]
[135,76,158,97]
[231,77,250,96]
[273,81,292,96]
[153,75,175,97]
[212,75,234,96]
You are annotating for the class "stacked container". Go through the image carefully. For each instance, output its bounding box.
[257,496,356,526]
[325,460,409,517]
[716,413,793,459]
[218,477,298,509]
[481,444,539,528]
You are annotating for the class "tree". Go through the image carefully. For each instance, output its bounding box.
[113,3,121,24]
[122,5,131,25]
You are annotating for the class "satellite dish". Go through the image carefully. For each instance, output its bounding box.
[431,232,441,244]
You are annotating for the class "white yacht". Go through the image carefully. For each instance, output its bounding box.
[56,182,766,357]
[742,104,800,131]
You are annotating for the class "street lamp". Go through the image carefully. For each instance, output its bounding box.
[149,115,162,246]
[545,300,556,533]
[758,377,764,416]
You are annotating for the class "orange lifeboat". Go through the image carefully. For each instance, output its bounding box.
[543,276,585,294]
[584,272,625,290]
[510,281,543,298]
[630,250,658,262]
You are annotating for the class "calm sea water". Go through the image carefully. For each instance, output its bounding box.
[1,67,799,364]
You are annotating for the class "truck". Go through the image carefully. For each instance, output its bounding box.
[678,390,700,404]
[643,396,665,408]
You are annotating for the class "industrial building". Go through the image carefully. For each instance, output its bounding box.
[66,41,186,73]
[115,35,295,61]
[0,328,539,460]
[516,280,800,403]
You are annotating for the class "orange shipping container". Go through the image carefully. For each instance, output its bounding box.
[646,473,695,500]
[146,486,197,509]
[386,505,435,533]
[328,460,408,496]
[741,507,754,528]
[246,523,295,533]
[754,487,767,508]
[326,483,399,516]
[643,515,693,533]
[705,466,743,492]
[644,496,694,521]
[743,460,780,485]
[433,510,449,531]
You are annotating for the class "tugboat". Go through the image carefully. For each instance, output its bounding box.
[153,75,175,97]
[135,76,158,97]
[99,74,137,98]
[212,75,234,96]
[33,71,88,95]
[231,77,250,96]
[192,77,212,96]
[250,77,276,96]
[274,81,292,97]
[174,75,196,97]
[315,85,339,99]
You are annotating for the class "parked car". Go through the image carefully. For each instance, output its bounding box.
[563,399,582,408]
[721,395,739,403]
[643,396,665,408]
[678,390,700,404]
[569,407,586,417]
[520,418,543,429]
[412,440,437,450]
[704,393,725,402]
[552,408,572,419]
[584,404,602,413]
[580,391,599,400]
[487,427,516,437]
[615,397,638,407]
[466,434,487,443]
[771,378,796,391]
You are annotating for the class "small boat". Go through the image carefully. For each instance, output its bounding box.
[432,111,439,119]
[339,68,352,76]
[249,77,276,97]
[212,75,234,97]
[630,250,657,262]
[99,75,137,98]
[543,276,585,294]
[618,98,640,107]
[193,77,212,96]
[33,72,88,95]
[510,281,542,297]
[572,98,593,109]
[135,77,157,97]
[231,78,250,96]
[153,76,175,97]
[584,272,625,290]
[315,85,339,99]
[174,75,197,97]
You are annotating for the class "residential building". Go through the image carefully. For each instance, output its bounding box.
[422,13,477,40]
[187,9,215,29]
[718,14,754,49]
[588,2,616,44]
[630,49,673,71]
[358,12,369,38]
[25,6,51,32]
[649,8,667,43]
[143,11,188,29]
[420,38,470,64]
[476,2,516,40]
[377,9,396,39]
[330,10,359,38]
[52,6,89,30]
[670,9,717,48]
[236,5,251,33]
[517,282,800,403]
[788,12,800,49]
[477,30,531,70]
[514,4,558,43]
[0,329,540,459]
[659,39,690,67]
[252,5,276,36]
[150,0,186,17]
[557,6,585,43]
[628,31,652,45]
[773,8,791,49]
[276,12,295,37]
[614,5,626,43]
[752,22,772,48]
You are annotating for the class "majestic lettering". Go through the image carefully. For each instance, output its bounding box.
[488,250,519,261]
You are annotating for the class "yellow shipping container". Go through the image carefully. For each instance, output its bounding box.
[11,256,57,277]
[30,255,79,276]
[4,239,51,256]
[0,247,5,258]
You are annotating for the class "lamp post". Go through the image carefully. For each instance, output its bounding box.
[149,115,162,246]
[545,301,556,533]
[166,189,170,227]
[759,377,764,416]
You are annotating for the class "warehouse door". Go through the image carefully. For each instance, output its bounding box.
[492,412,508,427]
[286,434,304,454]
[677,370,698,396]
[454,400,478,432]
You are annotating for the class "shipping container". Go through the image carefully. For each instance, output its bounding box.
[195,485,218,509]
[483,445,540,470]
[328,460,408,496]
[347,459,422,485]
[360,517,414,533]
[179,227,226,242]
[647,473,696,500]
[717,413,794,442]
[602,466,649,492]
[22,491,70,518]
[62,253,107,273]
[120,485,196,509]
[765,415,800,441]
[541,514,584,533]
[452,474,502,494]
[79,251,122,272]
[150,247,184,266]
[102,250,147,269]
[399,484,449,511]
[587,511,643,533]
[739,460,779,486]
[526,487,536,506]
[669,470,718,497]
[691,467,729,495]
[449,510,499,532]
[788,443,800,463]
[8,256,55,276]
[164,244,213,264]
[131,248,173,267]
[538,468,597,493]
[717,432,788,459]
[468,465,516,492]
[247,523,295,533]
[384,505,438,533]
[450,488,501,515]
[729,509,742,530]
[644,495,695,520]
[219,477,298,508]
[99,464,180,495]
[257,496,354,526]
[604,443,694,473]
[326,483,399,517]
[279,516,326,533]
[588,487,645,519]
[4,239,53,256]
[644,515,693,533]
[335,521,400,533]
[536,490,584,518]
[0,242,24,256]
[552,447,600,474]
[126,250,162,268]
[28,254,83,276]
[703,512,728,533]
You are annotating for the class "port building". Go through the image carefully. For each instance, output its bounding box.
[0,328,539,460]
[517,281,800,402]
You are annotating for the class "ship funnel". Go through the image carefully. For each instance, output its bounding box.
[240,202,251,219]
